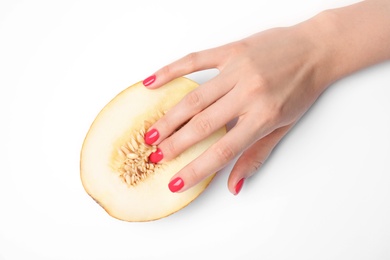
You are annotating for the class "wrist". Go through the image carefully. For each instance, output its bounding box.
[298,0,390,92]
[292,10,344,93]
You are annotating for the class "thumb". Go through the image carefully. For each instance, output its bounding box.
[228,123,294,195]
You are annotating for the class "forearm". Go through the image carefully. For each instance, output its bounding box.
[304,0,390,88]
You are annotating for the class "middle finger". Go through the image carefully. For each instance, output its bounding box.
[145,71,236,146]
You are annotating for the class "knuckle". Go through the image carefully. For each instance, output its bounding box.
[184,90,203,109]
[266,102,284,125]
[184,52,199,70]
[251,107,281,131]
[215,143,236,164]
[185,166,199,184]
[160,65,172,77]
[251,73,267,88]
[251,100,284,129]
[157,116,171,131]
[164,138,177,156]
[251,159,264,174]
[192,115,212,135]
[227,41,247,57]
[246,74,268,95]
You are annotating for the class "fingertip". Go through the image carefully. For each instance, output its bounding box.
[227,163,247,195]
[168,176,184,193]
[142,72,172,90]
[228,174,246,195]
[148,148,163,164]
[144,128,159,145]
[234,178,245,195]
[142,74,156,87]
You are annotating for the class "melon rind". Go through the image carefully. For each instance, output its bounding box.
[80,77,225,221]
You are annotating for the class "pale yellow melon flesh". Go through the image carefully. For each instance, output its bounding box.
[80,77,226,222]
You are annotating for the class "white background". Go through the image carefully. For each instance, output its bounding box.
[1,0,389,259]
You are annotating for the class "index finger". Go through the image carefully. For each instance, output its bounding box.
[143,46,228,89]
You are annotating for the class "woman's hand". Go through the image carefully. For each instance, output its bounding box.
[142,0,390,195]
[142,23,330,195]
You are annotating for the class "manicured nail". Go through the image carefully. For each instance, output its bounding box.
[144,128,159,145]
[149,148,163,163]
[143,75,156,87]
[168,177,184,193]
[234,178,245,195]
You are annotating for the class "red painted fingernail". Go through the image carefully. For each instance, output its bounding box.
[144,128,159,145]
[143,75,156,87]
[234,178,245,195]
[168,177,184,193]
[149,148,163,163]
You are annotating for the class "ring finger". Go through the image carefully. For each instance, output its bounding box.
[149,86,243,163]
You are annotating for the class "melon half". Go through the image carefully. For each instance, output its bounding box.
[80,77,226,222]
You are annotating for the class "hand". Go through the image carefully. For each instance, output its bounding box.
[142,22,331,195]
[140,0,390,196]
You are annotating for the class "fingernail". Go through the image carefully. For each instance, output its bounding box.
[144,128,159,145]
[149,148,163,163]
[234,178,245,195]
[168,177,184,193]
[143,75,156,87]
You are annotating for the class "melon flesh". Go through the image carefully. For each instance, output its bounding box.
[80,77,225,222]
